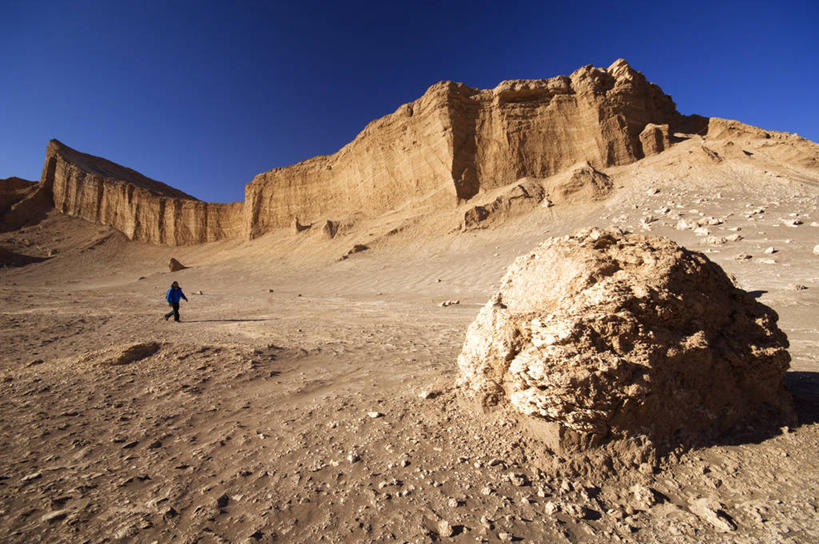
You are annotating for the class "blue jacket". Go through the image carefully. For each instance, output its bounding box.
[166,286,188,303]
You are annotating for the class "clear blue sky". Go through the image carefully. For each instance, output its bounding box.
[1,0,817,203]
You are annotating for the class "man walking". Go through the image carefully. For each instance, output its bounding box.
[164,281,188,322]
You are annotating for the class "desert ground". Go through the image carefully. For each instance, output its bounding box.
[1,133,818,543]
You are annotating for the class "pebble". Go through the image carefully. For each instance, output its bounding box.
[21,471,42,482]
[367,411,383,419]
[438,519,454,537]
[813,244,819,255]
[439,300,460,307]
[758,258,777,265]
[41,509,68,522]
[764,247,777,254]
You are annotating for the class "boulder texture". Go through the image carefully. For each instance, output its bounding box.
[31,60,708,245]
[42,140,244,245]
[457,228,794,453]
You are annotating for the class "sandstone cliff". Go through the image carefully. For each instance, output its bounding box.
[42,140,244,245]
[244,59,705,238]
[31,59,710,245]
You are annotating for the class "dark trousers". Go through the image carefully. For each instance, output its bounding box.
[165,302,180,322]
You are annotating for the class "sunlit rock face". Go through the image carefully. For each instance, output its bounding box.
[244,59,701,237]
[457,228,794,453]
[43,140,244,245]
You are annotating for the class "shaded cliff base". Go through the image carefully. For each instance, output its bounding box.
[1,114,818,542]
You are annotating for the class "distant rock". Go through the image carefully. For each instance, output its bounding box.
[169,258,187,272]
[457,228,794,455]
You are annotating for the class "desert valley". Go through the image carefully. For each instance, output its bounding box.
[1,60,818,543]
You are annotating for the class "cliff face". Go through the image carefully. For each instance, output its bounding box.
[33,59,705,245]
[43,141,244,245]
[244,59,702,237]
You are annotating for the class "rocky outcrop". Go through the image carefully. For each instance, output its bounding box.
[0,177,52,232]
[462,163,612,230]
[42,140,244,245]
[457,228,794,454]
[245,59,703,238]
[639,123,670,156]
[0,177,37,215]
[29,60,707,245]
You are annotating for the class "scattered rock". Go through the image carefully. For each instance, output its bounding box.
[735,253,752,260]
[41,509,69,522]
[437,519,454,537]
[21,471,42,482]
[367,411,384,419]
[764,247,776,254]
[439,300,460,307]
[216,493,230,508]
[168,258,187,272]
[688,497,737,532]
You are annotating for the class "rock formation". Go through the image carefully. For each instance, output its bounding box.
[41,140,244,245]
[639,123,670,156]
[0,176,50,231]
[26,60,712,245]
[457,228,794,453]
[245,59,704,238]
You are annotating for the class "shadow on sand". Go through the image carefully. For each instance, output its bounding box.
[784,371,819,426]
[184,318,274,323]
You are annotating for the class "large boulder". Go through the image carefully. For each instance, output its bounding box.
[457,228,793,453]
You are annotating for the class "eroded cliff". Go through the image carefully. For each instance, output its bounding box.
[244,59,705,237]
[33,60,707,245]
[42,140,244,245]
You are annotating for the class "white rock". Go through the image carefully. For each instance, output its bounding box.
[367,411,383,419]
[763,247,776,254]
[437,519,454,537]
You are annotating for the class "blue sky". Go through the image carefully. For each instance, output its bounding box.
[1,0,817,203]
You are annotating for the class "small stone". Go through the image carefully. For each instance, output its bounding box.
[498,531,513,542]
[481,486,494,496]
[438,519,454,537]
[793,284,807,291]
[735,253,752,261]
[216,493,230,508]
[689,497,737,532]
[367,411,383,419]
[544,501,561,515]
[347,452,360,464]
[763,247,776,254]
[757,258,777,265]
[21,471,42,482]
[507,472,528,487]
[813,244,819,255]
[41,509,68,522]
[418,390,437,399]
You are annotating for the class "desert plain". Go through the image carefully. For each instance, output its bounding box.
[1,63,818,543]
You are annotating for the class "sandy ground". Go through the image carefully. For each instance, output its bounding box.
[0,134,818,543]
